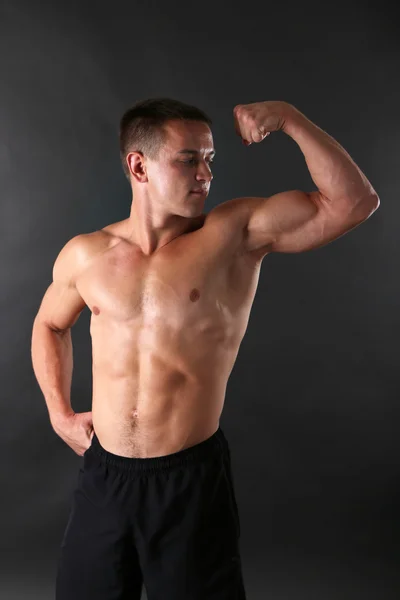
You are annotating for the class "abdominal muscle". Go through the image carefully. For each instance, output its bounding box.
[90,318,237,458]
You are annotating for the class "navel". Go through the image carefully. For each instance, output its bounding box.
[190,288,200,302]
[92,306,100,315]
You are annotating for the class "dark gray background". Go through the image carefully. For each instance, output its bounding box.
[1,0,399,598]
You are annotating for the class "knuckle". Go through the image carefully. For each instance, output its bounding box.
[235,104,245,118]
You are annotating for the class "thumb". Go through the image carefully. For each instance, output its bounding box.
[82,410,93,423]
[233,105,243,138]
[81,411,94,435]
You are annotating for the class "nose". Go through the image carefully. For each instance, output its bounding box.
[196,161,213,183]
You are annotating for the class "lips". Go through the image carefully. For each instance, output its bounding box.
[191,189,207,194]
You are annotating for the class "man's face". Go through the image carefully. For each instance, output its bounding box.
[146,119,215,217]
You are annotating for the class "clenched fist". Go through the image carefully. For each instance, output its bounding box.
[51,411,94,456]
[233,100,292,145]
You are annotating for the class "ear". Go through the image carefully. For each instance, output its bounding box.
[126,151,148,183]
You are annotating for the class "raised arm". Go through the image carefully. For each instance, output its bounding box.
[231,101,380,258]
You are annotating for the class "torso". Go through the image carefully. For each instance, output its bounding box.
[76,209,264,457]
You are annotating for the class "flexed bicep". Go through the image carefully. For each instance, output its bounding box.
[242,190,376,257]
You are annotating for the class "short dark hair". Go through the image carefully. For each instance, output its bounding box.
[119,97,213,180]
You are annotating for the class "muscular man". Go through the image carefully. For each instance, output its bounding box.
[31,98,379,599]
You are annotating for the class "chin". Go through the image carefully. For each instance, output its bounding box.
[183,197,202,208]
[189,202,205,213]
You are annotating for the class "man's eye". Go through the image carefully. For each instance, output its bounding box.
[182,159,214,166]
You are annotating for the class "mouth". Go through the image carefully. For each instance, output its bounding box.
[190,190,207,195]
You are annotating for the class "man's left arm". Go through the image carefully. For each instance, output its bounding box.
[233,101,380,255]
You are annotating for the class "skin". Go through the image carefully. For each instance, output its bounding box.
[32,105,379,458]
[67,120,258,457]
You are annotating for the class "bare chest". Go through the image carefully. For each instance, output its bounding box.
[76,228,261,335]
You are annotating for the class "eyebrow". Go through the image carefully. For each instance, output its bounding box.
[176,149,216,156]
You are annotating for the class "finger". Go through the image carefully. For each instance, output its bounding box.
[257,126,266,141]
[239,120,254,144]
[239,124,252,144]
[233,105,249,140]
[251,126,271,144]
[233,114,242,138]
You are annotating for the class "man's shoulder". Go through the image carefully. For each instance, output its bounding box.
[206,197,256,235]
[65,225,117,271]
[99,218,127,238]
[208,196,257,221]
[81,218,126,248]
[73,229,108,254]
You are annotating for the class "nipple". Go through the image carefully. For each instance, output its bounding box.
[190,288,200,302]
[92,306,100,315]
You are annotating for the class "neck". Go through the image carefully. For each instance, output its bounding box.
[126,195,204,256]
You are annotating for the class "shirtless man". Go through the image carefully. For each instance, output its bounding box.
[31,97,379,599]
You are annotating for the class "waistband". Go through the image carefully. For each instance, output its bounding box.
[87,425,227,474]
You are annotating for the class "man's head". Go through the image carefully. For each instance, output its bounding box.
[119,98,215,217]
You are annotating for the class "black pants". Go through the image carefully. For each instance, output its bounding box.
[56,425,247,599]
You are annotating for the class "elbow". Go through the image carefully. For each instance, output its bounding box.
[354,193,380,222]
[33,316,68,335]
[366,188,380,209]
[365,192,380,216]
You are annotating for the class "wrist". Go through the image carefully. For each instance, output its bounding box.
[282,103,310,137]
[50,409,75,427]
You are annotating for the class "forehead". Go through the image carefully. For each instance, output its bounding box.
[163,120,214,153]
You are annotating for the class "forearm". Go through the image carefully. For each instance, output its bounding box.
[283,104,379,206]
[31,318,75,426]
